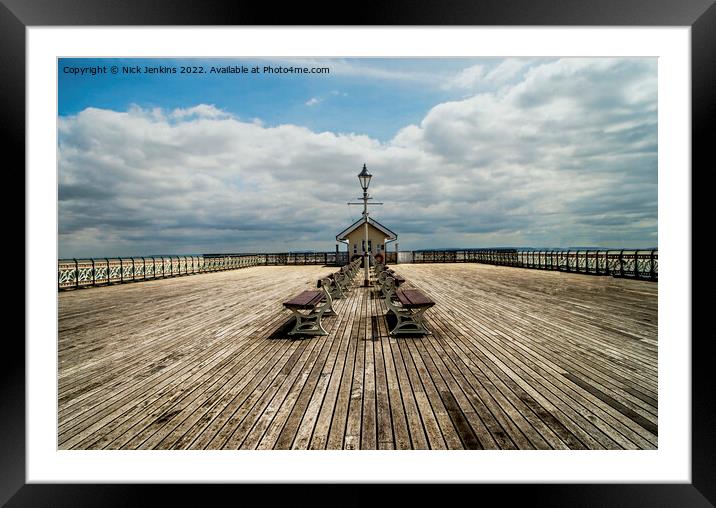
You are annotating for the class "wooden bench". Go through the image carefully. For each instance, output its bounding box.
[377,269,405,297]
[318,275,345,300]
[328,259,361,295]
[370,254,387,274]
[371,256,401,289]
[332,269,353,294]
[283,281,335,336]
[383,280,435,336]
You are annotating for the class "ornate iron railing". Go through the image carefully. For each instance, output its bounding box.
[405,248,657,281]
[59,248,656,290]
[411,248,522,266]
[58,252,350,290]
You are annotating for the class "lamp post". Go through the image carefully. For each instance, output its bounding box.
[348,164,382,287]
[358,164,372,287]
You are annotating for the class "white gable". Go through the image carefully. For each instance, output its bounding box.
[336,217,397,241]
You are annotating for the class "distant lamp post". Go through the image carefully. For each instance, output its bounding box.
[358,164,372,192]
[358,164,372,286]
[348,163,382,287]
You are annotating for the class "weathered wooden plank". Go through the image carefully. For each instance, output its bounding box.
[226,330,329,450]
[344,286,367,450]
[58,269,314,423]
[405,283,633,448]
[409,333,495,450]
[404,339,463,449]
[388,331,430,450]
[563,373,658,436]
[58,263,657,450]
[82,336,282,449]
[60,277,313,448]
[270,313,346,449]
[325,277,362,449]
[397,339,446,450]
[397,264,656,449]
[418,331,501,450]
[251,329,335,450]
[291,293,356,450]
[430,292,657,447]
[361,293,378,450]
[307,280,361,450]
[374,297,411,450]
[90,295,301,450]
[195,336,313,449]
[371,295,394,450]
[165,339,299,450]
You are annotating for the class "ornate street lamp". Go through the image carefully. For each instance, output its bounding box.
[348,164,382,287]
[358,164,372,286]
[358,164,372,192]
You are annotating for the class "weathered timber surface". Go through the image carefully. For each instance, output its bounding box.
[58,263,657,450]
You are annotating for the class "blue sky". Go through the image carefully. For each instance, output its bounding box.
[58,57,657,258]
[60,57,507,142]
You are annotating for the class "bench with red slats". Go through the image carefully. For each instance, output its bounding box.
[384,286,435,336]
[282,259,360,337]
[396,289,435,309]
[282,288,334,336]
[283,290,324,310]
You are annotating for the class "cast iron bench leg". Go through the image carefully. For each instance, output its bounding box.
[381,276,397,301]
[389,306,431,336]
[382,281,432,336]
[287,287,334,336]
[332,278,345,299]
[323,284,337,316]
[336,273,351,293]
[287,307,329,336]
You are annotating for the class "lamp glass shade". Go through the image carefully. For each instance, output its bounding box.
[358,164,372,191]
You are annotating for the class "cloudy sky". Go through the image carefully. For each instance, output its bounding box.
[58,57,657,258]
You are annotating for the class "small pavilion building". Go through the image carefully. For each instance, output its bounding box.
[336,217,397,264]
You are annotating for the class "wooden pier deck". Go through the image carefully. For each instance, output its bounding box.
[58,263,657,450]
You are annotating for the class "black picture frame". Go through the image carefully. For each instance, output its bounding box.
[7,0,711,505]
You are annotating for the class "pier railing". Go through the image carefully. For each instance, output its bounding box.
[58,252,350,290]
[58,248,656,290]
[406,248,657,281]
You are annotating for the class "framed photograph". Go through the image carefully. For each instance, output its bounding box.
[10,0,711,504]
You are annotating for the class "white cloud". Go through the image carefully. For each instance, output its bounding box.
[305,97,321,106]
[483,59,532,87]
[58,58,657,257]
[448,64,486,89]
[170,104,231,119]
[446,59,534,91]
